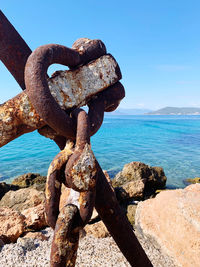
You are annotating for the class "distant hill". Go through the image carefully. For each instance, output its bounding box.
[147,107,200,115]
[105,108,152,116]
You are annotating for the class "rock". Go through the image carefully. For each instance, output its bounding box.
[12,173,46,191]
[0,188,45,212]
[0,238,5,248]
[0,182,19,200]
[115,179,145,200]
[0,207,25,243]
[135,184,200,267]
[126,204,137,226]
[84,221,109,238]
[59,186,71,210]
[22,231,48,241]
[184,177,200,185]
[17,237,36,251]
[112,162,167,200]
[22,203,47,230]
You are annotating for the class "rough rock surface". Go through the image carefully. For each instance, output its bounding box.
[0,182,19,200]
[12,173,46,191]
[0,188,45,212]
[112,161,167,199]
[21,204,47,230]
[84,221,109,238]
[126,204,137,226]
[184,176,200,185]
[22,231,48,241]
[0,207,25,243]
[135,184,200,267]
[115,180,145,200]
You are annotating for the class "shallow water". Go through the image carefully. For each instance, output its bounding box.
[1,115,200,188]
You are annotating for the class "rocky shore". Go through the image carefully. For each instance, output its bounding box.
[0,162,199,266]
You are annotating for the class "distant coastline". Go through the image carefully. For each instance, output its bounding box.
[107,107,200,116]
[146,107,200,115]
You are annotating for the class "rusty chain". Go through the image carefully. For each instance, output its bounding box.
[0,11,153,267]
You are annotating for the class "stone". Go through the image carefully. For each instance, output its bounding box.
[115,179,145,200]
[0,182,19,200]
[17,237,36,251]
[12,173,46,191]
[135,184,200,267]
[59,186,71,211]
[112,161,167,200]
[22,203,47,230]
[0,188,45,212]
[22,231,48,241]
[0,238,4,248]
[84,221,109,238]
[0,207,25,243]
[184,177,200,185]
[126,204,137,226]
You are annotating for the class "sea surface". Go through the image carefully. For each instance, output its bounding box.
[1,115,200,188]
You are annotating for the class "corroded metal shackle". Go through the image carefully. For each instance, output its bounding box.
[24,39,124,139]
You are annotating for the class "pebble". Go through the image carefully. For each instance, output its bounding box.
[0,227,176,267]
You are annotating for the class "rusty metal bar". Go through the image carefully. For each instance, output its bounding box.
[95,163,153,267]
[45,140,74,229]
[0,55,122,147]
[50,204,80,267]
[0,10,32,90]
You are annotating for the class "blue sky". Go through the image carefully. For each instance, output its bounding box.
[1,0,200,110]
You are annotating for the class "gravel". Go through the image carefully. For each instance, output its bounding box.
[0,227,176,267]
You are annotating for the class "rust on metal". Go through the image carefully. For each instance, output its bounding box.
[0,92,44,147]
[0,13,152,265]
[45,140,74,228]
[95,162,153,266]
[71,38,106,66]
[0,55,122,147]
[65,109,97,192]
[0,11,31,90]
[25,43,121,139]
[50,204,80,267]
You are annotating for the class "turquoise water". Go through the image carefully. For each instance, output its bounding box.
[1,115,200,188]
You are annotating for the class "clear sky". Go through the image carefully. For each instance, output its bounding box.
[1,0,200,110]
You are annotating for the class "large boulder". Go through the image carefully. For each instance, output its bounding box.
[12,173,46,191]
[135,184,200,267]
[0,187,45,212]
[0,207,25,243]
[112,162,167,200]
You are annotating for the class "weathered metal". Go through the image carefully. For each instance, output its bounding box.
[95,163,153,266]
[65,109,97,192]
[46,109,97,224]
[45,140,74,229]
[48,109,97,267]
[0,55,122,147]
[50,204,80,267]
[25,45,121,139]
[0,11,31,90]
[0,12,153,265]
[71,38,107,67]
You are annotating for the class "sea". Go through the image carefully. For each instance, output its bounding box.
[1,115,200,188]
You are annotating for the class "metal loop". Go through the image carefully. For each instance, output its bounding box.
[25,44,81,139]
